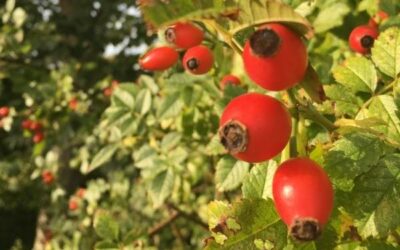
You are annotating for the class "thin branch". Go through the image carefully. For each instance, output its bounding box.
[148,210,179,237]
[167,203,209,230]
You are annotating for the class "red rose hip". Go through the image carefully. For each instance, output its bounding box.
[272,158,334,241]
[219,93,291,163]
[368,10,389,29]
[220,75,241,90]
[33,132,44,143]
[42,170,54,184]
[165,22,204,49]
[0,106,9,117]
[348,25,379,54]
[183,45,214,75]
[139,46,179,71]
[242,23,308,91]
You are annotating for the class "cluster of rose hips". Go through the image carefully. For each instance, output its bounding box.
[22,118,44,143]
[139,20,335,241]
[348,11,388,54]
[68,187,86,211]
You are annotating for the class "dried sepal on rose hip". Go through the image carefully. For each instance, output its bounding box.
[348,25,379,54]
[242,23,308,91]
[165,22,204,49]
[272,158,334,241]
[183,45,214,75]
[139,46,179,71]
[218,93,291,163]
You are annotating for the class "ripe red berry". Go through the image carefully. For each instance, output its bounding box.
[139,46,179,71]
[68,98,78,111]
[29,121,42,131]
[219,93,291,163]
[103,87,113,97]
[183,45,214,75]
[42,170,54,184]
[22,119,33,129]
[272,158,334,241]
[348,25,379,54]
[69,199,79,211]
[33,132,44,143]
[220,75,241,90]
[242,23,308,91]
[165,22,204,49]
[368,10,389,29]
[0,106,9,117]
[76,188,86,198]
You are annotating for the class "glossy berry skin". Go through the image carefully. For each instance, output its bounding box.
[0,106,9,117]
[242,23,308,91]
[368,11,389,29]
[139,46,179,71]
[272,158,334,241]
[220,75,241,90]
[165,22,204,49]
[219,93,291,163]
[42,170,54,184]
[349,25,379,54]
[33,132,44,143]
[183,45,214,75]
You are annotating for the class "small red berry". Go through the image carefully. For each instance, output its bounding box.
[272,158,334,241]
[29,121,42,131]
[68,98,78,111]
[69,199,79,211]
[349,25,379,54]
[42,170,54,184]
[165,22,204,49]
[242,23,308,91]
[103,87,113,97]
[183,45,214,75]
[76,188,86,198]
[0,106,10,117]
[22,119,33,129]
[220,75,241,90]
[368,10,389,29]
[33,132,44,143]
[139,46,179,71]
[219,93,291,163]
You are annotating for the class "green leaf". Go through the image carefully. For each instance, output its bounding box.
[149,169,175,208]
[94,241,119,250]
[324,133,386,191]
[138,75,159,94]
[325,85,362,117]
[205,199,287,250]
[368,95,400,143]
[94,212,119,241]
[313,2,351,33]
[232,0,314,39]
[135,89,152,115]
[133,145,158,169]
[340,154,400,238]
[371,27,400,78]
[333,57,378,94]
[161,132,182,151]
[139,0,237,28]
[89,144,119,172]
[156,92,184,120]
[112,87,135,110]
[215,156,249,192]
[242,161,277,199]
[299,65,326,104]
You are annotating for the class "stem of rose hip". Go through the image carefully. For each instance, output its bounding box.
[287,89,336,132]
[202,20,243,54]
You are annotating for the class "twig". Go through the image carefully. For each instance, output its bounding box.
[168,203,209,230]
[148,210,179,237]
